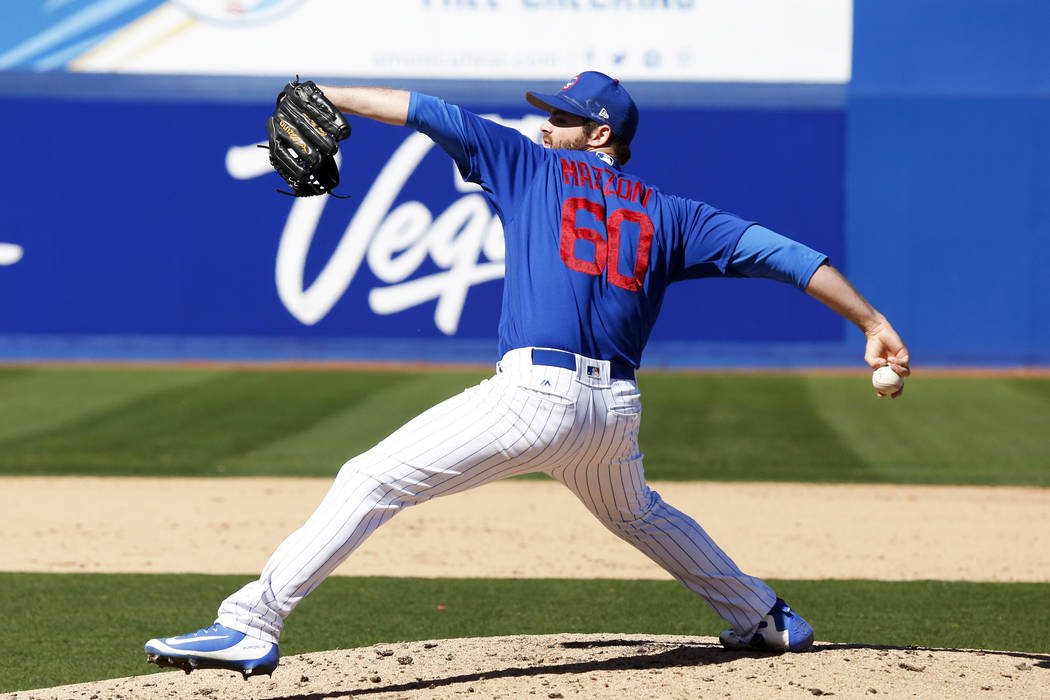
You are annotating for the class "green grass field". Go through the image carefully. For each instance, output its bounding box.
[2,574,1047,692]
[0,366,1046,484]
[2,365,1047,692]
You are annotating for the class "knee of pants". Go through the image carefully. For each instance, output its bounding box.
[333,453,431,510]
[590,488,665,535]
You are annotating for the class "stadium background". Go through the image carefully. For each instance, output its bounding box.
[2,2,1049,695]
[2,0,1045,368]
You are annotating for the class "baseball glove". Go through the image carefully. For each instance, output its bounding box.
[264,79,351,197]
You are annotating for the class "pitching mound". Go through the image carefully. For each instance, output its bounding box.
[9,634,1048,699]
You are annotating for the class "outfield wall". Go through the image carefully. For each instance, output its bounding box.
[847,0,1050,367]
[0,78,846,366]
[0,1,1045,367]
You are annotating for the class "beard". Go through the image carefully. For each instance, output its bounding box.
[546,127,595,151]
[560,130,592,150]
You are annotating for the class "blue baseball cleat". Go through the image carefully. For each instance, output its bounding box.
[719,598,814,653]
[144,623,279,679]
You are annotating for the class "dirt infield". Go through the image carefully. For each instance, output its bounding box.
[4,477,1049,698]
[3,477,1048,581]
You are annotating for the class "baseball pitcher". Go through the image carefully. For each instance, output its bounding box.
[144,71,910,678]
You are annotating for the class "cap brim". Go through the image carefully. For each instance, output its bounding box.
[526,91,588,121]
[525,92,557,112]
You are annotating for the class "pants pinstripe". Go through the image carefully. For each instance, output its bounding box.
[217,348,777,644]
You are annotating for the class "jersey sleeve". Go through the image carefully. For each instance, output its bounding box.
[406,92,547,219]
[671,197,757,281]
[727,224,829,290]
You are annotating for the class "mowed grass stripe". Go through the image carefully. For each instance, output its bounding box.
[638,373,1050,484]
[1,573,1046,692]
[0,368,478,476]
[0,367,218,443]
[809,375,1050,484]
[1005,375,1050,403]
[0,366,1046,484]
[219,372,485,476]
[637,373,872,482]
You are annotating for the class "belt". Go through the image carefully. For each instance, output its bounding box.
[531,348,635,381]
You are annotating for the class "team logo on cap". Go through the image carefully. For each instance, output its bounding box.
[561,75,580,91]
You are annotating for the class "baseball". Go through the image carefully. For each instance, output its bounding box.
[872,366,904,393]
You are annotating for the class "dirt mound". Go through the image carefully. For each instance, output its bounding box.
[8,634,1048,700]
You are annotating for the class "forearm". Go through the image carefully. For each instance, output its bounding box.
[804,263,885,334]
[316,85,411,126]
[805,262,910,376]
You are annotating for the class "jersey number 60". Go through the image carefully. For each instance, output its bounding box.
[559,197,654,292]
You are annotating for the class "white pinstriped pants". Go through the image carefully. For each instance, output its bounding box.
[217,347,777,644]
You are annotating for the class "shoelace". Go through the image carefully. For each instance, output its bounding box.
[187,623,224,638]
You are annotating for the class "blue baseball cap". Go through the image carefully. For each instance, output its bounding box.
[527,71,639,144]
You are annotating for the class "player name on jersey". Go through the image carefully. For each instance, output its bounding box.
[561,158,653,207]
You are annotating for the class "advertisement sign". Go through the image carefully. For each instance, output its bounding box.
[0,91,845,363]
[2,0,851,82]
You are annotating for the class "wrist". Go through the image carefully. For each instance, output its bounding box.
[859,312,888,337]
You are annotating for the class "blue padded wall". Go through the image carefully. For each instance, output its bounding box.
[848,0,1050,364]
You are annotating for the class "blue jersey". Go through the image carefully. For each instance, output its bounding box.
[407,93,825,369]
